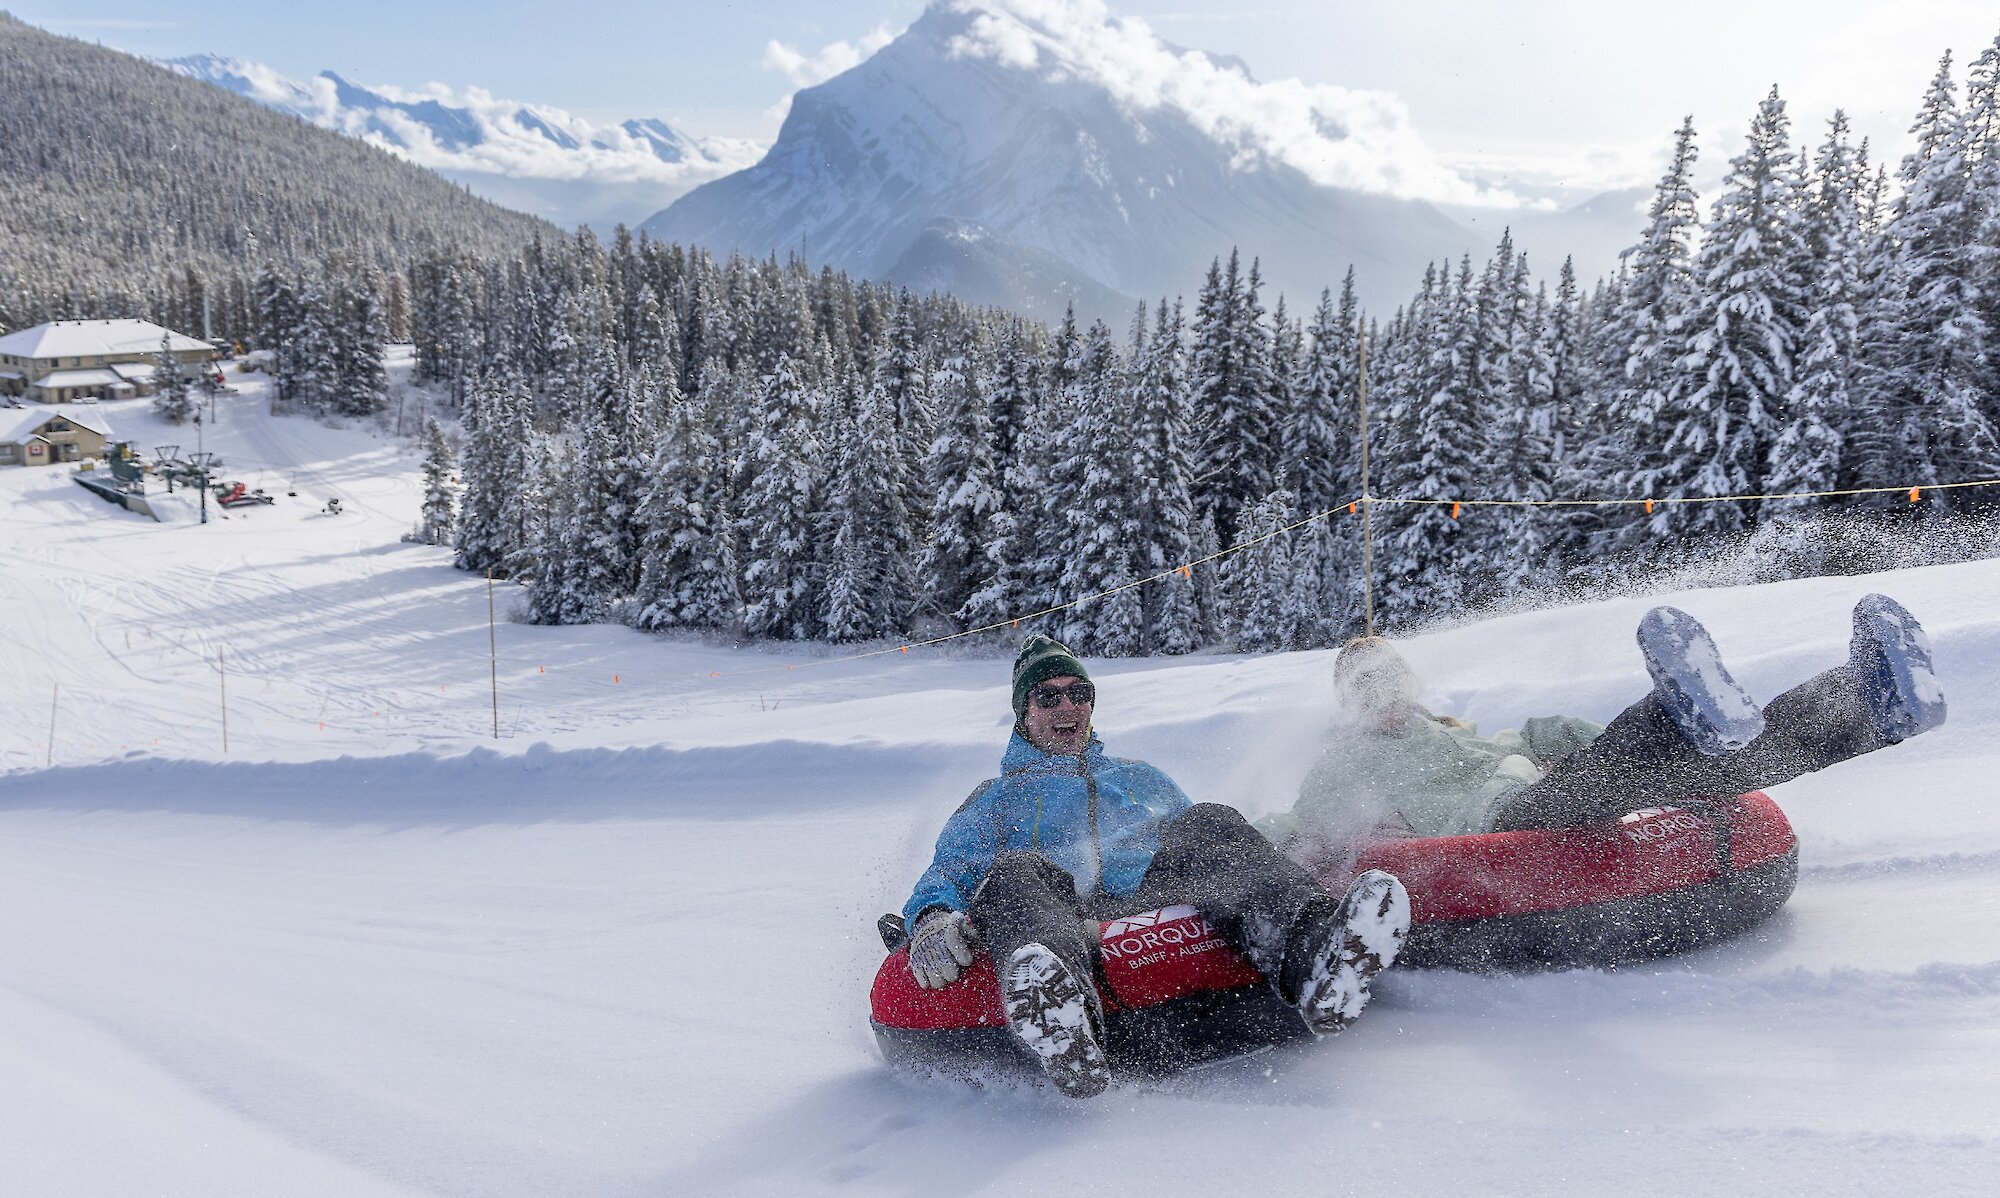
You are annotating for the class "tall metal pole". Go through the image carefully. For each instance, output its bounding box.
[487,569,499,740]
[1356,317,1377,638]
[219,646,229,754]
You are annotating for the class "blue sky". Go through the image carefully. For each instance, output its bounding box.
[29,0,2000,192]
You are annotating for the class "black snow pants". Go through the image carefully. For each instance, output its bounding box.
[966,803,1336,1000]
[1490,665,1890,832]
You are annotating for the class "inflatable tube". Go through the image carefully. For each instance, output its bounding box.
[872,903,1305,1080]
[872,792,1796,1078]
[1343,790,1797,971]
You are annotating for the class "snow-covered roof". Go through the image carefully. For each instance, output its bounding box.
[0,405,114,444]
[0,319,213,360]
[110,362,158,382]
[31,368,125,389]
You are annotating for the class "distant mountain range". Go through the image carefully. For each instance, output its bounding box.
[643,1,1648,322]
[0,13,554,313]
[162,54,762,232]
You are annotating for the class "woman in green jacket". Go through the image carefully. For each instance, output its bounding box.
[1262,595,1945,864]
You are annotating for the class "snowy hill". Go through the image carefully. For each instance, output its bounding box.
[643,1,1613,319]
[1,378,1996,1193]
[163,53,762,232]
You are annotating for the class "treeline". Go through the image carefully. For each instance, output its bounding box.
[432,40,2000,652]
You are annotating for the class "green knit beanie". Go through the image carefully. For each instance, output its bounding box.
[1011,634,1091,719]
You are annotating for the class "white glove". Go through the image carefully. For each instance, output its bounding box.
[908,909,975,989]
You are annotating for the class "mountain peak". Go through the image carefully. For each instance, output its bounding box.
[643,0,1492,318]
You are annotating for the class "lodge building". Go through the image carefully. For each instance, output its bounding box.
[0,319,215,403]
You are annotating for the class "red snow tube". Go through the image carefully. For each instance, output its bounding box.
[871,792,1796,1077]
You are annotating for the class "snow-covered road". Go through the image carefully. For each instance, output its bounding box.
[0,384,1994,1195]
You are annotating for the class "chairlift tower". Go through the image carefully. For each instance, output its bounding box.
[188,450,214,525]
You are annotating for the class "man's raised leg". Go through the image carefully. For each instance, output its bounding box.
[1138,803,1409,1036]
[967,851,1109,1098]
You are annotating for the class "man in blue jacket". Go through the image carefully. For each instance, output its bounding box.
[900,635,1411,1098]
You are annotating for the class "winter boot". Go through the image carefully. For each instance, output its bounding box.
[1000,943,1110,1099]
[1283,870,1412,1037]
[1637,606,1765,756]
[1850,594,1946,744]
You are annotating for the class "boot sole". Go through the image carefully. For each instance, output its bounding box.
[1300,870,1411,1037]
[1637,606,1765,756]
[1852,594,1946,742]
[1001,944,1110,1099]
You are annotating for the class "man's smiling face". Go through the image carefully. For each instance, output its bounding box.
[1022,675,1093,755]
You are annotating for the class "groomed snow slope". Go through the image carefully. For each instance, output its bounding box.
[1,377,1995,1196]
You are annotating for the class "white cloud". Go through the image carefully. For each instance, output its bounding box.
[763,25,899,89]
[942,0,1525,207]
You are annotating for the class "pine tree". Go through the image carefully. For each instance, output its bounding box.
[151,332,193,423]
[1059,316,1146,656]
[454,373,513,573]
[1223,489,1300,652]
[1862,54,2000,502]
[1378,258,1483,627]
[1655,87,1809,537]
[1190,250,1279,538]
[821,378,912,642]
[1596,118,1703,555]
[411,416,456,546]
[632,386,741,632]
[1769,112,1867,513]
[740,354,822,640]
[919,346,1002,624]
[1129,299,1202,655]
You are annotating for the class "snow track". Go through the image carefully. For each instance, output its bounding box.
[1,384,1995,1194]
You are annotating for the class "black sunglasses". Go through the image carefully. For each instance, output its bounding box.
[1030,681,1096,709]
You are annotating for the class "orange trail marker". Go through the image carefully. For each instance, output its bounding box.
[1909,486,1921,503]
[613,674,620,684]
[1644,498,1654,515]
[1450,501,1461,520]
[1347,502,1357,515]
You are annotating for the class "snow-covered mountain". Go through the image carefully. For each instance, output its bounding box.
[643,1,1601,320]
[162,53,762,232]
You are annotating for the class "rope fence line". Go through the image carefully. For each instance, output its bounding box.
[24,474,1998,765]
[673,473,2000,683]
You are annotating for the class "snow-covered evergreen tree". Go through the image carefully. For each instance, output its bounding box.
[1859,54,2000,502]
[1129,299,1202,654]
[1654,87,1809,537]
[632,385,741,633]
[151,332,193,423]
[1768,111,1868,511]
[1595,118,1703,555]
[412,416,456,546]
[1190,250,1279,538]
[918,346,1002,624]
[740,354,822,640]
[822,377,914,642]
[1223,489,1299,652]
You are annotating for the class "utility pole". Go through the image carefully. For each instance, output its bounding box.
[488,569,499,740]
[1357,316,1376,638]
